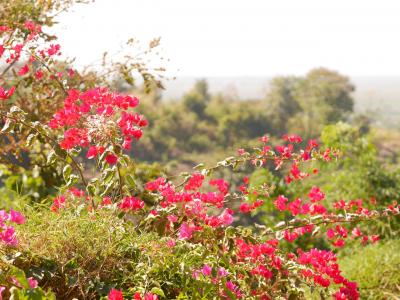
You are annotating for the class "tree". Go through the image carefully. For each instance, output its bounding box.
[265,76,302,135]
[183,79,210,117]
[265,68,355,139]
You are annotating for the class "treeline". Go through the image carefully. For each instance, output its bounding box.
[132,68,360,165]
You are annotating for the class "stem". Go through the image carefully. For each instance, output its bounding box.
[271,211,395,235]
[0,58,17,79]
[116,163,124,199]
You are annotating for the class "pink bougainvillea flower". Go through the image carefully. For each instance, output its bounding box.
[50,195,66,212]
[273,195,288,211]
[118,196,144,212]
[178,222,195,240]
[167,214,178,223]
[351,227,362,238]
[209,178,229,195]
[105,154,118,165]
[201,264,212,276]
[0,86,15,100]
[34,70,44,80]
[308,186,325,202]
[184,173,204,191]
[0,226,17,246]
[100,196,112,206]
[86,146,98,159]
[333,239,345,248]
[9,209,25,224]
[144,293,158,300]
[133,293,142,300]
[24,21,41,32]
[326,228,336,239]
[28,277,38,289]
[239,202,251,213]
[166,239,176,248]
[108,289,123,300]
[218,267,228,277]
[0,286,5,300]
[225,281,242,298]
[370,235,380,243]
[0,210,9,222]
[219,209,234,226]
[237,148,246,155]
[259,135,269,143]
[283,134,302,143]
[18,64,29,76]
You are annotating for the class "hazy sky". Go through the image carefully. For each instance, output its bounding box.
[53,0,400,77]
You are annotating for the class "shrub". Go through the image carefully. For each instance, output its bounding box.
[340,240,400,299]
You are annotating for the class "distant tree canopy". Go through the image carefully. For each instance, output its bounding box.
[265,68,355,138]
[182,79,211,117]
[132,68,356,165]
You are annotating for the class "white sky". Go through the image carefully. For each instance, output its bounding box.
[53,0,400,77]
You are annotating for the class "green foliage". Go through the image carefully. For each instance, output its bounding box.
[339,240,400,299]
[262,68,355,139]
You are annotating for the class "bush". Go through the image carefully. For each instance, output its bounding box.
[340,240,400,299]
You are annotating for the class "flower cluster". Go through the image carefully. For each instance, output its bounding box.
[146,174,233,238]
[297,248,359,299]
[49,87,147,162]
[118,196,145,212]
[108,289,158,300]
[0,209,25,246]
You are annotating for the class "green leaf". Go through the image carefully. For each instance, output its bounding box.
[65,174,79,188]
[102,168,115,184]
[9,266,29,288]
[86,183,96,196]
[26,133,37,147]
[54,144,67,159]
[62,165,72,182]
[46,150,57,165]
[125,174,136,187]
[150,287,165,298]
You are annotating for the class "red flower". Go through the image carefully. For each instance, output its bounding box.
[179,222,195,240]
[351,227,362,238]
[108,289,123,300]
[118,196,144,212]
[283,134,302,143]
[0,86,15,100]
[273,195,288,211]
[370,235,380,243]
[326,228,336,239]
[240,203,251,213]
[144,294,158,300]
[86,146,98,159]
[18,64,30,76]
[105,154,118,165]
[308,186,325,202]
[333,239,345,247]
[184,173,204,191]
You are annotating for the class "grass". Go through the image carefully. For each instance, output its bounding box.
[339,240,400,299]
